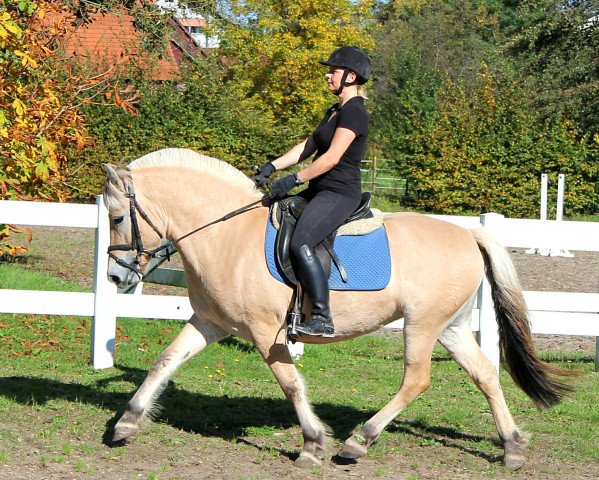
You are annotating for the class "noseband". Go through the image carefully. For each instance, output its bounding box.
[107,186,167,275]
[107,184,266,276]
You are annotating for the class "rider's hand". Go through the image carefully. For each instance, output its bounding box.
[270,173,304,199]
[252,162,276,187]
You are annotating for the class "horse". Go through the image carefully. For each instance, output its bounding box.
[102,147,573,470]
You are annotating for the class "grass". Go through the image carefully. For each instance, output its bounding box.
[0,263,88,292]
[0,264,598,479]
[568,213,599,222]
[1,230,598,479]
[364,189,599,221]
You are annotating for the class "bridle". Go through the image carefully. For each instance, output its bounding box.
[107,184,266,276]
[107,187,167,275]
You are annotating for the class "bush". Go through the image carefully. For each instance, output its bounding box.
[405,70,598,217]
[67,60,287,202]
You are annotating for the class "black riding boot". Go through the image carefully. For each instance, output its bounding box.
[292,244,334,337]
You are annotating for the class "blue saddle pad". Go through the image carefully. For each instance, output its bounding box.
[264,217,391,291]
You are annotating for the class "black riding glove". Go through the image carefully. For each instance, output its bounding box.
[270,173,304,199]
[252,162,276,187]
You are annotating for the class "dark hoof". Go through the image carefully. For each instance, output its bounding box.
[338,435,368,459]
[112,425,137,442]
[294,451,322,468]
[331,454,358,465]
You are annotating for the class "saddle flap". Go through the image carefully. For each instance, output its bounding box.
[271,193,382,286]
[264,216,391,291]
[274,197,332,285]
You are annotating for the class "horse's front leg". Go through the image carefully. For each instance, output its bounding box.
[113,314,227,442]
[253,330,329,468]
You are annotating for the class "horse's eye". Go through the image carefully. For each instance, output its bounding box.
[113,216,124,225]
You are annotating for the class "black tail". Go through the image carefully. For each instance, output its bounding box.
[472,228,577,409]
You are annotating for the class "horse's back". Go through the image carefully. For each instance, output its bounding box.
[384,212,481,255]
[382,212,484,322]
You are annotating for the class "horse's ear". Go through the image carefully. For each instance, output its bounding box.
[103,163,120,186]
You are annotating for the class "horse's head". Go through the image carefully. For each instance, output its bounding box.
[102,164,165,288]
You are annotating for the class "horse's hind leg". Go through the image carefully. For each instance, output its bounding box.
[339,324,437,459]
[113,315,227,442]
[253,331,329,468]
[438,320,529,470]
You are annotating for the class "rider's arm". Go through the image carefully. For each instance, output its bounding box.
[271,137,317,171]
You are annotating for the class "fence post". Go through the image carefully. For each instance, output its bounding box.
[477,212,504,372]
[371,157,377,192]
[91,195,118,369]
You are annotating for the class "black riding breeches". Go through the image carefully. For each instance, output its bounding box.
[289,190,361,258]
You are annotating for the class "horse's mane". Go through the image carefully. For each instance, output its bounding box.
[104,148,259,211]
[130,148,257,193]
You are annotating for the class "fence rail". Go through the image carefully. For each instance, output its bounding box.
[1,198,598,371]
[361,158,406,194]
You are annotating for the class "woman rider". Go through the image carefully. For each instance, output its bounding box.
[253,46,371,337]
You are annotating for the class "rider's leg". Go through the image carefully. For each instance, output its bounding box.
[289,190,360,337]
[292,244,333,336]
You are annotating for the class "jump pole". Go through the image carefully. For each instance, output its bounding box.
[526,173,573,257]
[540,173,548,221]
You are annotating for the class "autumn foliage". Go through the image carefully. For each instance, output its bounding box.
[0,1,137,257]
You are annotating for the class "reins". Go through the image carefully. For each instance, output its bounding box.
[107,184,267,275]
[154,197,266,254]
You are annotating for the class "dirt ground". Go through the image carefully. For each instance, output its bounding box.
[2,227,598,480]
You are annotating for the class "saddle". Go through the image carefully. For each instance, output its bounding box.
[273,192,374,285]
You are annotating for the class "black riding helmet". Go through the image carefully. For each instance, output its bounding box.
[320,46,371,95]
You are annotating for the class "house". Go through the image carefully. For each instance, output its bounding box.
[49,5,206,80]
[156,0,220,49]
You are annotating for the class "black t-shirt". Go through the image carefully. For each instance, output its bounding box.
[308,96,368,198]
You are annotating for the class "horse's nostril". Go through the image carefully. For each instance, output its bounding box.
[109,275,121,284]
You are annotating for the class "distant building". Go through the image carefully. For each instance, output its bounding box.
[47,4,206,80]
[156,0,220,48]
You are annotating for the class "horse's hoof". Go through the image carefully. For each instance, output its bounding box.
[337,435,368,459]
[294,451,322,468]
[112,425,137,442]
[504,454,526,471]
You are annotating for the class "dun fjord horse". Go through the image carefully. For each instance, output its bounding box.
[103,148,572,470]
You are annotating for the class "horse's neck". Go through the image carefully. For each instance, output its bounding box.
[136,167,261,259]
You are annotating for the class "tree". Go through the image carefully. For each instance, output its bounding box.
[370,0,598,215]
[370,0,503,174]
[407,68,598,216]
[503,0,598,137]
[0,1,138,257]
[67,59,286,200]
[215,0,376,140]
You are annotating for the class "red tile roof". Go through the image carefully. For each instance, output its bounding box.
[177,18,206,28]
[57,9,200,80]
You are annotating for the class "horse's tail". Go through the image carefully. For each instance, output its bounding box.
[471,227,577,409]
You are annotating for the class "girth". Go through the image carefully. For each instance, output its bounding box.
[274,192,373,285]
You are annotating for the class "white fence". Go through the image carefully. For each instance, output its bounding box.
[1,197,598,371]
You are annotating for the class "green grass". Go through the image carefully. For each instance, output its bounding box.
[0,267,598,478]
[0,263,88,292]
[568,213,599,222]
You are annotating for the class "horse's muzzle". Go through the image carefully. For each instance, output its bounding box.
[107,258,143,289]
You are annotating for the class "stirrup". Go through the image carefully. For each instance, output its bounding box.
[295,317,334,338]
[287,284,303,344]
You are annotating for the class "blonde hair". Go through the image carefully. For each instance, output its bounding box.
[357,84,367,99]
